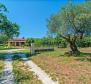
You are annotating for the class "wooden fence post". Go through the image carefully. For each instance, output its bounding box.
[31,43,35,55]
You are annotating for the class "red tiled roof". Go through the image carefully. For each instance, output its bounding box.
[9,38,26,42]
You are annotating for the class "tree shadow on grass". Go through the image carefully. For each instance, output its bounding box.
[0,51,37,61]
[75,52,91,62]
[12,51,49,60]
[12,52,30,61]
[0,53,7,60]
[80,52,91,57]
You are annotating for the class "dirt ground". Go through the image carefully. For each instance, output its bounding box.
[31,48,91,84]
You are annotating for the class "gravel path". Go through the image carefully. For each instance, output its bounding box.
[19,53,58,84]
[0,51,14,84]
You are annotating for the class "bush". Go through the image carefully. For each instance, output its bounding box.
[77,36,91,47]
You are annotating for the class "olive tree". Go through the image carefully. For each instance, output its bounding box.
[47,2,91,55]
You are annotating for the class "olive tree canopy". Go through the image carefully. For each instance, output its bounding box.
[47,2,91,55]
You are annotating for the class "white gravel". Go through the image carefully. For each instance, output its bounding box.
[19,53,59,84]
[0,50,14,84]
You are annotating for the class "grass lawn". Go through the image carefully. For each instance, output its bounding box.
[29,48,91,84]
[12,55,42,84]
[0,46,18,50]
[13,48,30,54]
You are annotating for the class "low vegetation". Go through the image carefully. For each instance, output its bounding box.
[0,53,5,77]
[12,55,42,84]
[30,48,91,84]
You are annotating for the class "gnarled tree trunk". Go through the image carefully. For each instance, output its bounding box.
[61,34,80,56]
[65,41,80,56]
[69,41,80,56]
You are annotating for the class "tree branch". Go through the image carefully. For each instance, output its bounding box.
[59,34,71,42]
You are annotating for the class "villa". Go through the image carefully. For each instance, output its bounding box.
[8,38,26,46]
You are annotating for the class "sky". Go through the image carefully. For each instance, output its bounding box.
[0,0,85,38]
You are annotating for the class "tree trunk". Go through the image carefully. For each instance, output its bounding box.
[60,34,80,56]
[65,41,80,56]
[69,41,80,56]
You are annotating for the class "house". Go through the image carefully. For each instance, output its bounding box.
[8,38,26,46]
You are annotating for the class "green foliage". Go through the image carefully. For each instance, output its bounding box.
[47,2,91,40]
[0,3,7,12]
[0,34,8,44]
[0,16,19,38]
[26,38,34,46]
[26,37,67,48]
[47,2,91,53]
[54,37,67,48]
[77,36,91,47]
[0,3,19,41]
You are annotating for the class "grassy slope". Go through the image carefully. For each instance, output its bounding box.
[30,48,91,84]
